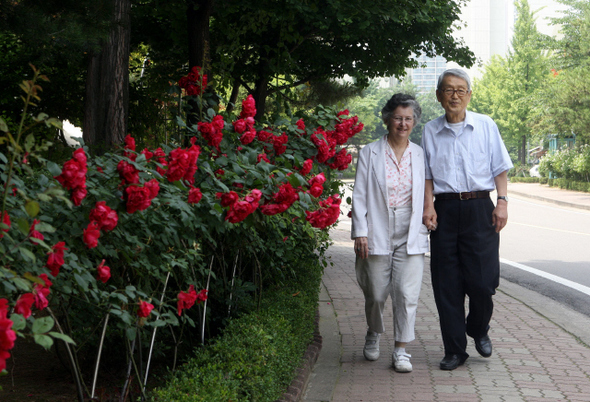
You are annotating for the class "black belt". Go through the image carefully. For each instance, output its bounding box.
[435,191,490,201]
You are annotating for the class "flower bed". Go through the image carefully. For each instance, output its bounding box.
[0,66,361,399]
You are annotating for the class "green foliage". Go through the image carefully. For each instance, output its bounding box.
[470,0,549,164]
[538,144,590,182]
[150,259,322,401]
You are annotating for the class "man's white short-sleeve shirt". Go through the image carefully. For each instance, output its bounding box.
[421,111,513,194]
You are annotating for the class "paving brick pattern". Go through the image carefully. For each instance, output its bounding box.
[323,228,590,402]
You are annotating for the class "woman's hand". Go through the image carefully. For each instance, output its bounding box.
[354,237,368,259]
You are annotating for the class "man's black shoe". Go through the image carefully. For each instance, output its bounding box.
[474,335,492,357]
[439,354,468,370]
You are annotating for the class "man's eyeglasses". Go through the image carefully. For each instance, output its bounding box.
[440,88,469,97]
[392,116,414,123]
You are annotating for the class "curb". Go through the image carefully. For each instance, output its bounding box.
[276,309,323,402]
[509,186,590,211]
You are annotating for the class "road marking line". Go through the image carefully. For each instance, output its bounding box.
[511,222,590,236]
[500,258,590,297]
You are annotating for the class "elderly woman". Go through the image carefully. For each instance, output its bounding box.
[351,93,429,373]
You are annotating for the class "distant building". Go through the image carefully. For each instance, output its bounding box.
[392,0,568,94]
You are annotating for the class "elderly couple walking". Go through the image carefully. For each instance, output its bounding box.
[351,68,513,372]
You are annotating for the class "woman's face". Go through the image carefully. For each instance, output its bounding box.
[388,106,416,141]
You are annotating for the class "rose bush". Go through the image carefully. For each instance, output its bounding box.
[0,66,362,399]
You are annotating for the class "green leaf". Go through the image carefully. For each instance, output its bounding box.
[9,314,26,331]
[34,222,55,233]
[46,118,62,129]
[18,247,36,262]
[0,117,8,132]
[33,334,53,350]
[126,327,137,341]
[48,332,76,345]
[74,273,89,291]
[11,277,32,292]
[24,133,35,153]
[32,316,55,334]
[25,200,40,217]
[46,161,62,176]
[16,217,30,235]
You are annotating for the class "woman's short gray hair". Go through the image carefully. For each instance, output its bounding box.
[381,93,422,126]
[436,68,471,91]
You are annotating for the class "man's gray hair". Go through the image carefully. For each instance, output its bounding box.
[381,93,422,126]
[437,69,472,91]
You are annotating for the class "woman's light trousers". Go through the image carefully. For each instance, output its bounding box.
[355,206,424,342]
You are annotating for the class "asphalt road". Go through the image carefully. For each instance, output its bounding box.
[338,181,590,317]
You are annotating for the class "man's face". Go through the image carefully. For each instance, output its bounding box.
[436,75,472,117]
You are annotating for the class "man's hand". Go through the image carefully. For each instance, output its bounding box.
[423,205,438,231]
[354,237,368,259]
[492,201,508,232]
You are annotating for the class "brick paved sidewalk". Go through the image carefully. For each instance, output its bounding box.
[316,228,590,402]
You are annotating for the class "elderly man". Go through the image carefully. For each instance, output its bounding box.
[421,69,513,371]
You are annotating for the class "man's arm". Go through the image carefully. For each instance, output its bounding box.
[492,170,508,233]
[423,179,437,230]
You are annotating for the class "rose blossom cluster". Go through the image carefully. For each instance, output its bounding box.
[46,241,68,277]
[178,66,208,96]
[259,183,299,216]
[305,194,341,229]
[0,299,17,372]
[83,201,119,249]
[0,211,11,239]
[55,148,88,206]
[308,173,326,198]
[177,285,208,316]
[198,115,225,149]
[166,139,201,184]
[14,274,53,318]
[216,189,262,223]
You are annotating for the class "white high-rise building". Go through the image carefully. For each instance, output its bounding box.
[410,0,568,92]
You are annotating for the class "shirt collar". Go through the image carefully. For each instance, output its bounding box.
[435,110,474,134]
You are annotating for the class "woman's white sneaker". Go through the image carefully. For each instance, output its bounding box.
[363,331,380,361]
[393,351,413,372]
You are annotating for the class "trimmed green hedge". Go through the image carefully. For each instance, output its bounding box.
[509,177,540,183]
[509,177,590,192]
[150,253,324,401]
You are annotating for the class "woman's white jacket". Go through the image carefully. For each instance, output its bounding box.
[351,137,429,255]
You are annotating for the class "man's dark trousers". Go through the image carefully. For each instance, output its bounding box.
[430,197,500,358]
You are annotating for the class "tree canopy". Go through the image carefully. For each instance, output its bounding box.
[1,0,475,149]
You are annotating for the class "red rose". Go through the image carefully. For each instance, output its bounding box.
[124,135,136,152]
[166,148,190,182]
[212,115,225,131]
[257,130,273,143]
[145,179,160,199]
[296,119,306,133]
[196,289,208,303]
[83,221,101,249]
[141,148,154,160]
[299,159,313,175]
[328,148,352,170]
[71,185,87,206]
[97,260,111,283]
[216,191,239,207]
[29,219,44,244]
[117,160,139,185]
[138,300,154,318]
[233,119,247,134]
[183,144,201,184]
[0,299,17,372]
[305,194,341,229]
[240,94,257,119]
[272,133,289,156]
[14,293,35,318]
[0,211,10,239]
[124,185,153,214]
[177,285,197,316]
[46,241,68,277]
[257,153,270,164]
[188,187,203,204]
[240,129,256,145]
[34,274,52,310]
[89,201,118,232]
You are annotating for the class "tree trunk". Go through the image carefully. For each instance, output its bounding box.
[83,0,130,150]
[521,134,527,165]
[187,0,213,73]
[253,76,270,121]
[226,80,241,115]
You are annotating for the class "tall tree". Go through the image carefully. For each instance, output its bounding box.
[529,0,590,144]
[471,0,548,164]
[83,0,131,148]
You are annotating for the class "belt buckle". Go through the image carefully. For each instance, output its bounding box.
[459,192,467,201]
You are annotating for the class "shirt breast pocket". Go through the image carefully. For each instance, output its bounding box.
[470,152,490,177]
